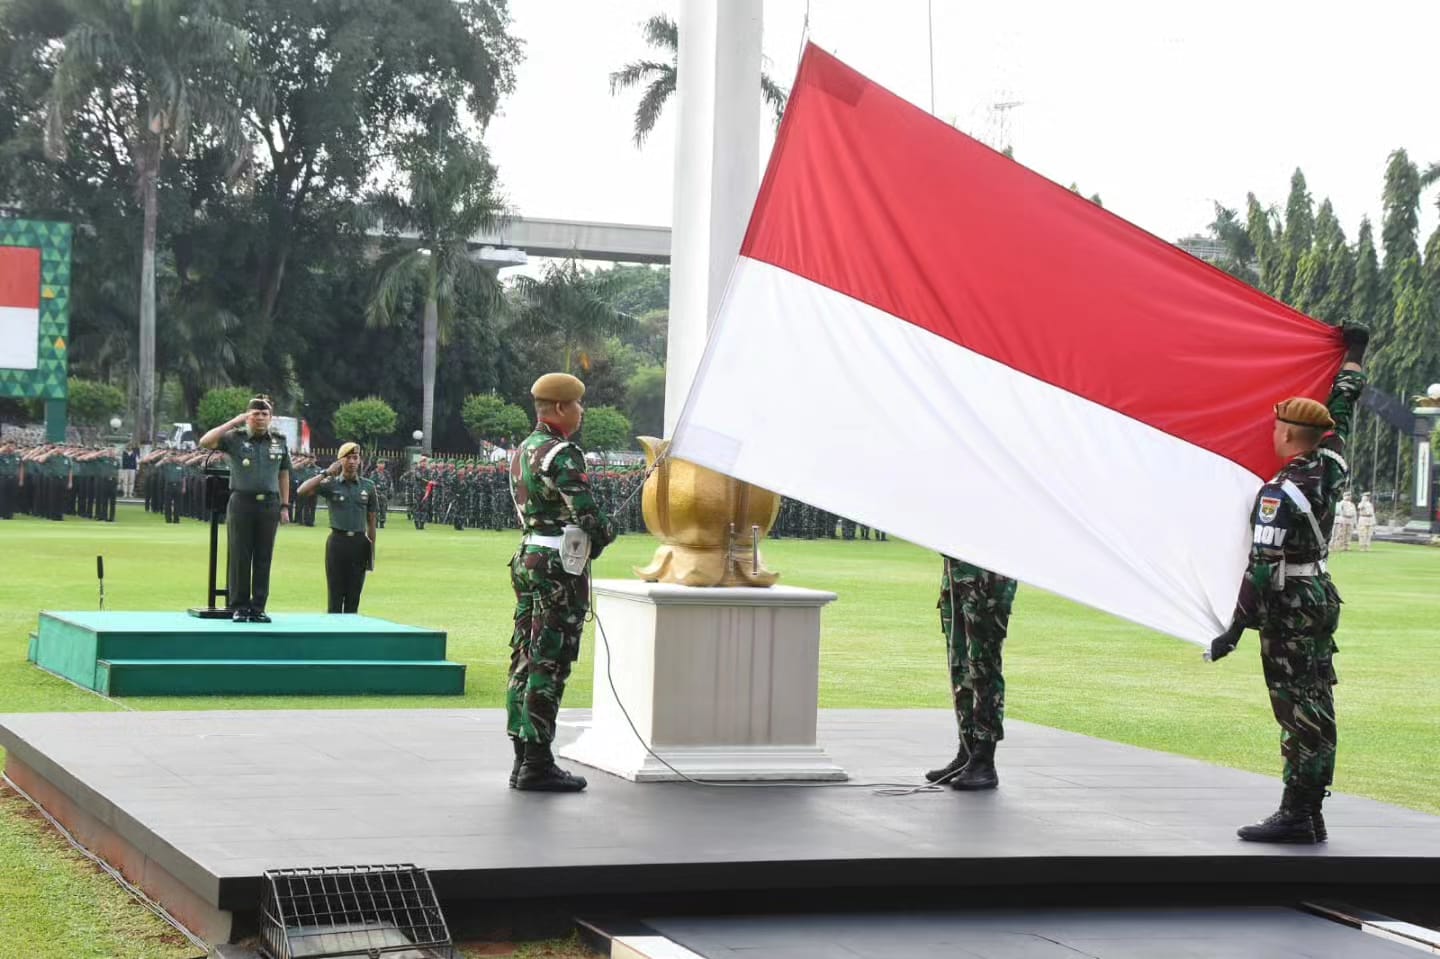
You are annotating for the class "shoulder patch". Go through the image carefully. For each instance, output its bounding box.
[1258,496,1282,524]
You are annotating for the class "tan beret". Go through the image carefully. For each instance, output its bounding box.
[531,372,585,403]
[1274,397,1334,430]
[337,442,361,458]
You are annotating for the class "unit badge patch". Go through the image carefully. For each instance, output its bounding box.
[1258,496,1282,524]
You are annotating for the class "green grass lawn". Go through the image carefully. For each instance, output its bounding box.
[1,505,1438,957]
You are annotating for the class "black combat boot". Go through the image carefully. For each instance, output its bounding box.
[925,740,970,783]
[948,739,998,791]
[515,742,587,793]
[508,738,525,789]
[1298,786,1329,842]
[1236,786,1319,843]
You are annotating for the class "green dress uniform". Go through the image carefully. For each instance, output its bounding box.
[218,428,292,617]
[0,449,18,519]
[506,422,616,784]
[316,475,377,613]
[46,453,71,520]
[161,459,186,523]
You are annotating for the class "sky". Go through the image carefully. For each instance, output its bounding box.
[484,0,1440,252]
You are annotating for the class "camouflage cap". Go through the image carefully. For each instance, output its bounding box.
[337,441,361,459]
[531,372,585,403]
[1274,397,1334,429]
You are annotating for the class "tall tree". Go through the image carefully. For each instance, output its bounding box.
[608,12,787,147]
[1245,193,1282,295]
[1207,202,1258,285]
[226,0,520,359]
[42,0,264,444]
[1294,198,1345,320]
[1380,149,1421,310]
[366,130,507,453]
[510,259,637,373]
[1350,218,1382,329]
[1270,168,1313,301]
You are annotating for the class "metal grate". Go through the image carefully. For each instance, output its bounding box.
[258,864,457,959]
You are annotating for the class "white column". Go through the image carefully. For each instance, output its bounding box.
[663,0,763,435]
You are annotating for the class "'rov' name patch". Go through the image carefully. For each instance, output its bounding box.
[1253,525,1288,546]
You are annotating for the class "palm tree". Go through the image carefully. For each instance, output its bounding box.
[44,0,264,445]
[609,13,788,148]
[509,260,637,374]
[366,132,506,454]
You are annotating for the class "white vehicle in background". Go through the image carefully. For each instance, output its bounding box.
[169,423,199,449]
[269,415,302,452]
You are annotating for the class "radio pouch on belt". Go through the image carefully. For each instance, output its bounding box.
[560,524,590,575]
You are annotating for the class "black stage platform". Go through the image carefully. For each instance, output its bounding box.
[2,709,1438,947]
[631,908,1430,958]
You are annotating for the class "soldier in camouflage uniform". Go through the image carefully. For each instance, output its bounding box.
[927,556,1018,790]
[370,462,390,528]
[505,372,617,793]
[1209,325,1367,844]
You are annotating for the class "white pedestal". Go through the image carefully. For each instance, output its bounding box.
[560,580,847,782]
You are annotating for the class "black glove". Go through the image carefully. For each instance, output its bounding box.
[1207,622,1244,662]
[589,539,606,561]
[1340,324,1369,365]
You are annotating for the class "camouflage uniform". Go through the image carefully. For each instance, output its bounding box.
[939,556,1017,745]
[506,423,616,748]
[1229,368,1364,794]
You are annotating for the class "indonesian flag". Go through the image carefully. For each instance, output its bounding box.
[668,45,1346,645]
[0,246,41,370]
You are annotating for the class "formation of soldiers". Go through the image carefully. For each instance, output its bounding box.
[772,497,888,540]
[392,454,885,541]
[0,442,119,521]
[398,457,647,534]
[0,436,897,542]
[137,448,225,523]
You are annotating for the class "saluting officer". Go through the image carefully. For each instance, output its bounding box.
[298,442,377,613]
[200,396,292,623]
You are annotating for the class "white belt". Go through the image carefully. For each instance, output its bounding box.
[1284,561,1327,577]
[523,533,564,549]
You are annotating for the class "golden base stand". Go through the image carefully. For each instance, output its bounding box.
[632,436,781,588]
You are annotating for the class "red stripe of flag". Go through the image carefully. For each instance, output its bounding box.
[0,247,41,309]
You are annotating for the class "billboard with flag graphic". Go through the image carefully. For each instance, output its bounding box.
[0,219,73,399]
[668,46,1347,645]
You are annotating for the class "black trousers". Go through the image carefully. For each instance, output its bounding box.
[227,493,281,612]
[163,482,183,523]
[0,475,14,518]
[325,530,369,613]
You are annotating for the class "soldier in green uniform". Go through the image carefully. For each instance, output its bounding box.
[0,442,18,519]
[43,446,73,520]
[159,453,186,523]
[505,372,617,793]
[298,442,377,613]
[926,556,1018,790]
[201,396,292,623]
[371,462,390,528]
[1208,326,1367,844]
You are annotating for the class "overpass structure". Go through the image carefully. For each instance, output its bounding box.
[372,215,672,267]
